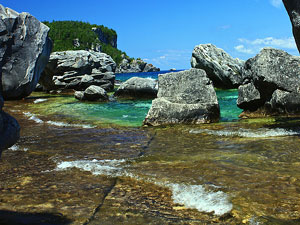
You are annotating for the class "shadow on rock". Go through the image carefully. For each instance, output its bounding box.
[0,210,72,225]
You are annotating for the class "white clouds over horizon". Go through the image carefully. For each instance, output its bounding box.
[234,37,297,55]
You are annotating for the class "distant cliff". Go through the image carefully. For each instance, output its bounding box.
[43,20,123,64]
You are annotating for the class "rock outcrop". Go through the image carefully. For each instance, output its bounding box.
[0,4,52,100]
[143,69,220,126]
[92,27,117,49]
[116,57,160,73]
[237,48,300,117]
[75,85,108,101]
[191,44,244,89]
[283,0,300,53]
[39,50,116,91]
[114,77,158,99]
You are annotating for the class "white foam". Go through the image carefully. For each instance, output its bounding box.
[8,144,29,152]
[8,144,19,151]
[122,115,129,118]
[33,98,48,104]
[135,103,152,108]
[46,121,95,129]
[190,128,299,138]
[54,158,232,216]
[168,183,232,216]
[56,159,126,176]
[23,112,44,124]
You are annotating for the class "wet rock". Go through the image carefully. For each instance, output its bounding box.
[143,69,220,126]
[0,4,52,100]
[0,111,20,151]
[283,0,300,53]
[191,44,244,89]
[39,50,116,92]
[237,48,300,116]
[75,85,108,101]
[114,77,158,99]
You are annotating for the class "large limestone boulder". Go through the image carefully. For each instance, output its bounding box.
[0,4,52,100]
[237,48,300,117]
[114,77,158,99]
[191,44,244,89]
[283,0,300,53]
[143,69,220,126]
[39,50,116,91]
[75,85,108,101]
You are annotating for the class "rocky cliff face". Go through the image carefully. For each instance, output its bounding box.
[116,57,160,73]
[283,0,300,53]
[0,4,52,100]
[92,27,117,49]
[237,48,300,117]
[39,50,116,91]
[191,44,244,89]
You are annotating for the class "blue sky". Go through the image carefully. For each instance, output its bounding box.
[2,0,297,70]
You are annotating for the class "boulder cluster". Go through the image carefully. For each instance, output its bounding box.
[116,56,160,73]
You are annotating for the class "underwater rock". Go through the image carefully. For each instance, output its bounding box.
[0,4,52,100]
[143,69,220,126]
[114,77,158,99]
[191,44,244,89]
[75,85,108,101]
[39,50,116,92]
[238,47,300,116]
[283,0,300,53]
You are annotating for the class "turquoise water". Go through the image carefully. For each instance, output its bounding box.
[28,72,242,127]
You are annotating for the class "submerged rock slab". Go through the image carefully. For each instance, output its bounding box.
[191,44,244,89]
[283,0,300,53]
[238,48,300,117]
[143,69,220,126]
[114,77,158,99]
[0,4,52,100]
[39,50,116,91]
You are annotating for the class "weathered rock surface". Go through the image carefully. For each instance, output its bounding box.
[75,85,108,101]
[114,77,158,99]
[0,4,52,100]
[39,50,116,91]
[143,69,220,126]
[283,0,300,53]
[238,48,300,116]
[191,44,244,89]
[92,27,117,49]
[116,57,160,73]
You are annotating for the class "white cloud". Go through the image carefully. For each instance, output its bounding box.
[234,37,297,55]
[270,0,282,8]
[234,45,255,54]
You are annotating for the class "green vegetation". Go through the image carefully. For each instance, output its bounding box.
[43,20,128,65]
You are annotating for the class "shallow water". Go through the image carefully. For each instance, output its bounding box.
[2,74,300,224]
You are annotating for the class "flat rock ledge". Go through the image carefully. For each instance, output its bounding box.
[238,48,300,117]
[114,77,158,99]
[143,69,220,126]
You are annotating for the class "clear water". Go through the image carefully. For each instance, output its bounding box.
[26,72,242,127]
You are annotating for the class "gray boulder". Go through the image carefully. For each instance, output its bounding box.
[191,44,244,89]
[114,77,158,99]
[283,0,300,53]
[75,85,108,101]
[143,69,220,126]
[237,47,300,116]
[0,4,52,100]
[39,50,116,91]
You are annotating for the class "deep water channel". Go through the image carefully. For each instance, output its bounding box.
[2,86,300,224]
